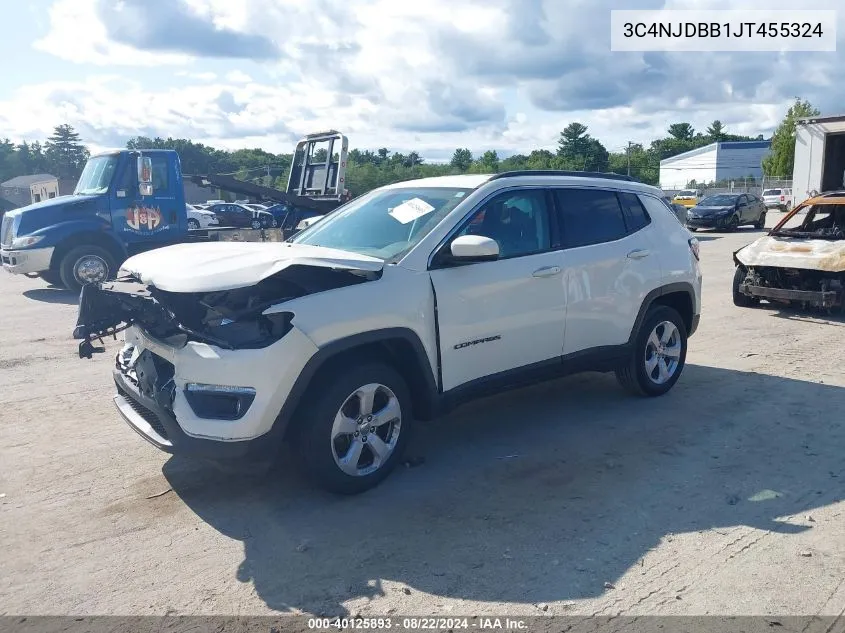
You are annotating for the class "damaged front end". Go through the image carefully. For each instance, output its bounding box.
[73,264,374,359]
[735,264,845,310]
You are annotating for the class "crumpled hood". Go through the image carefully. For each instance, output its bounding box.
[120,241,384,292]
[736,236,845,272]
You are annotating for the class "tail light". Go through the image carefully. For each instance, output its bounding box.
[688,237,700,261]
[780,195,784,201]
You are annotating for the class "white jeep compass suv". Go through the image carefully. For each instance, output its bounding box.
[75,171,702,494]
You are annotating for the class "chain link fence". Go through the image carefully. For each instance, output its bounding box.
[664,178,793,199]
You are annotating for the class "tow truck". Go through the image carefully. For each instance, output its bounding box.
[0,131,349,292]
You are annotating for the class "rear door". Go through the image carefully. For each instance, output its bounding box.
[555,188,663,355]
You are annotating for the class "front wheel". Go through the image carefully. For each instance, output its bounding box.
[291,362,412,494]
[754,211,766,230]
[726,215,740,232]
[616,305,688,397]
[187,218,200,230]
[732,264,759,308]
[251,219,262,229]
[59,245,116,293]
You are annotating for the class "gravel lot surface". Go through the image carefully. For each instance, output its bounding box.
[1,213,844,617]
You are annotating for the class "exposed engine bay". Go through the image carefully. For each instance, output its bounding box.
[736,265,845,310]
[734,201,845,310]
[74,265,375,358]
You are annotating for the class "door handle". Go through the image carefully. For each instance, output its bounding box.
[627,249,650,260]
[532,265,561,278]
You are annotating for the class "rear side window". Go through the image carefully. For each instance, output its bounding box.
[618,192,651,233]
[555,188,627,248]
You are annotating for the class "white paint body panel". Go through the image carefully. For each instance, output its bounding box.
[119,241,383,292]
[187,206,219,228]
[561,225,662,355]
[430,251,567,391]
[736,236,845,272]
[122,324,318,441]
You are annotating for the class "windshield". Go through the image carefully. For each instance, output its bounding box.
[700,195,738,206]
[762,189,781,196]
[74,155,119,195]
[772,203,845,239]
[291,186,471,260]
[677,190,697,197]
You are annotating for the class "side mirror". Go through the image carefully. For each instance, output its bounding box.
[137,156,153,196]
[450,235,499,262]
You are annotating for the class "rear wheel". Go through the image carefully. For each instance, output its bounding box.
[732,265,759,307]
[187,218,200,230]
[59,245,116,293]
[251,219,262,229]
[616,305,687,397]
[291,361,412,494]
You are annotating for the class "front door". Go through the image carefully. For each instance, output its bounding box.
[429,188,567,392]
[115,153,184,247]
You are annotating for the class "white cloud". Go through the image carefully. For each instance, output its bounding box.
[15,0,845,159]
[33,0,189,66]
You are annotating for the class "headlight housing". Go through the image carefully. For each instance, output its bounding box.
[11,235,44,249]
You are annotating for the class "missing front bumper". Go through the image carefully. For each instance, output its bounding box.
[740,284,841,308]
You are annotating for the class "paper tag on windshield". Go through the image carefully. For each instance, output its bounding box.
[389,197,435,224]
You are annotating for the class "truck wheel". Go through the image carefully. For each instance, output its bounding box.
[732,265,759,308]
[291,361,412,494]
[615,305,687,397]
[38,270,62,286]
[59,245,116,293]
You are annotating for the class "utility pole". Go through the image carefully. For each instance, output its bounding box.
[626,141,633,177]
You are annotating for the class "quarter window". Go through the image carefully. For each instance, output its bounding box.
[555,189,627,248]
[618,192,651,233]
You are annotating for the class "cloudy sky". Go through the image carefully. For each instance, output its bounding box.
[0,0,842,161]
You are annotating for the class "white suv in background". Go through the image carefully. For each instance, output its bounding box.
[74,171,702,494]
[761,188,792,211]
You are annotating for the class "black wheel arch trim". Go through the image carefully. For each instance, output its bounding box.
[274,327,440,440]
[628,282,698,342]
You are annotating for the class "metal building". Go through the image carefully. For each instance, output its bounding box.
[659,141,771,190]
[793,114,845,205]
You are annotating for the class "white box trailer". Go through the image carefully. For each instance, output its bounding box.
[793,114,845,205]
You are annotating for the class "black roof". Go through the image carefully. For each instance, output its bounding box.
[489,170,637,182]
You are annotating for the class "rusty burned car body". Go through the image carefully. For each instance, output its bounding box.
[733,193,845,310]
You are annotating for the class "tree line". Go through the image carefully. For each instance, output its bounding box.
[0,99,815,197]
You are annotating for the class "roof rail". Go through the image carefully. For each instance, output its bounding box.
[488,170,638,182]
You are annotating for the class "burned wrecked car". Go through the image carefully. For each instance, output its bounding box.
[732,193,845,310]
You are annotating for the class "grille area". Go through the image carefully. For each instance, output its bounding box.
[1,214,14,248]
[117,385,169,440]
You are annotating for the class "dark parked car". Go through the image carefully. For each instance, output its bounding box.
[686,193,767,232]
[263,203,324,237]
[206,203,275,229]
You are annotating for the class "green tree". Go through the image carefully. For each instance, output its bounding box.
[706,120,726,142]
[762,98,820,178]
[667,123,695,141]
[450,148,473,171]
[45,124,89,179]
[557,123,608,171]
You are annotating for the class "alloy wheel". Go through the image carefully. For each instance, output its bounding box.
[74,255,108,285]
[644,321,682,385]
[330,383,402,477]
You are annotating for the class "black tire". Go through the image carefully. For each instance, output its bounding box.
[291,361,412,494]
[251,219,262,229]
[187,218,200,230]
[726,215,740,232]
[615,305,688,397]
[687,226,697,232]
[38,270,62,286]
[59,245,116,293]
[732,265,759,307]
[754,211,766,230]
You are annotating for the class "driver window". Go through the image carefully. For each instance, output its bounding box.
[457,190,551,259]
